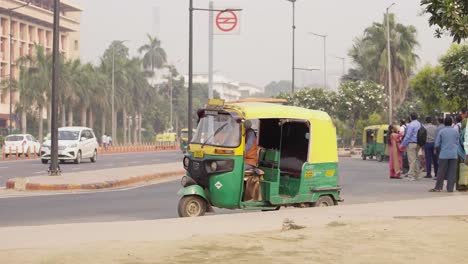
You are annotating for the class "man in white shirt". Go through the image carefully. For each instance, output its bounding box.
[101,134,109,150]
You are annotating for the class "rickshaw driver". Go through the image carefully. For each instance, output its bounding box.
[244,120,259,170]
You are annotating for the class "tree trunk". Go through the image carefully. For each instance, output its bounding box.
[61,105,66,127]
[68,108,74,126]
[38,107,43,144]
[138,113,142,144]
[350,122,357,151]
[133,116,138,145]
[123,109,127,145]
[47,103,52,134]
[89,110,94,129]
[21,111,27,134]
[101,113,106,135]
[81,107,87,127]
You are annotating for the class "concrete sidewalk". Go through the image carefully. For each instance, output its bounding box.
[5,162,184,191]
[0,194,467,250]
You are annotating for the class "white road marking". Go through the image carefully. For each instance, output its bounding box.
[71,168,81,171]
[34,171,46,174]
[0,167,8,169]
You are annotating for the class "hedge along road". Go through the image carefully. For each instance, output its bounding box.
[0,157,450,228]
[0,150,183,186]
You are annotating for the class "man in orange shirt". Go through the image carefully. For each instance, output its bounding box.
[244,120,258,170]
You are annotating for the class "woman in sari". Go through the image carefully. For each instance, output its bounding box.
[388,124,403,179]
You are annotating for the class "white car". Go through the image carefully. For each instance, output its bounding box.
[41,127,99,164]
[3,134,41,156]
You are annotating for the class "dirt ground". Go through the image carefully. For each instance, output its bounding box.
[2,216,468,264]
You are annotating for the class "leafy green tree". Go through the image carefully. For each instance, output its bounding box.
[410,65,447,115]
[348,14,419,117]
[138,34,167,72]
[264,80,292,97]
[277,87,338,116]
[420,0,468,43]
[440,43,468,109]
[336,81,386,148]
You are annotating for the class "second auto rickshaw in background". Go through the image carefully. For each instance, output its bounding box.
[180,128,195,153]
[362,125,389,162]
[177,99,342,217]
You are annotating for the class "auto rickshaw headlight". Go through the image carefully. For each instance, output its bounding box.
[209,161,218,172]
[183,156,190,168]
[181,176,196,187]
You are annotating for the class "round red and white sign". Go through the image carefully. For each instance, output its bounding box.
[215,10,238,32]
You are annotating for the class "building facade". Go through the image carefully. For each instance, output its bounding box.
[239,82,264,98]
[186,73,242,102]
[0,0,81,131]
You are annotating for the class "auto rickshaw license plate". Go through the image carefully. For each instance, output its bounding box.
[194,150,204,158]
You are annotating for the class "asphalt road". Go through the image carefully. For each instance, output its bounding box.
[0,151,183,185]
[0,157,455,227]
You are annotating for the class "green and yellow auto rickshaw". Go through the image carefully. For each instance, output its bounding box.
[361,125,389,162]
[177,99,342,217]
[180,128,195,154]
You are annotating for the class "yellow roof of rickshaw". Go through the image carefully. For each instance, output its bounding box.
[225,102,332,122]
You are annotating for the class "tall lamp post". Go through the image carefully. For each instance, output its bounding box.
[309,32,327,89]
[285,0,297,94]
[7,1,30,134]
[49,0,60,175]
[187,1,241,141]
[386,3,395,123]
[334,56,345,77]
[111,40,129,145]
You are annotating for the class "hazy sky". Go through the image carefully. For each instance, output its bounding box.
[74,0,453,88]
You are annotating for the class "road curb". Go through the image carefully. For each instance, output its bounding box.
[6,170,185,191]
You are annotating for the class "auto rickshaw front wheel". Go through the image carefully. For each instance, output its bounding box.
[377,154,384,162]
[178,196,207,217]
[313,196,335,207]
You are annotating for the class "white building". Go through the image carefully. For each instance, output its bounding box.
[239,82,264,98]
[185,73,241,102]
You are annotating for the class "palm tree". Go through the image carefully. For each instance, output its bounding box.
[16,45,51,142]
[348,13,419,117]
[138,34,167,73]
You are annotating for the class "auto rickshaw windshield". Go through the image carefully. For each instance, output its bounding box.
[191,113,240,148]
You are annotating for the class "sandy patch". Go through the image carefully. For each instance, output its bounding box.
[2,216,468,264]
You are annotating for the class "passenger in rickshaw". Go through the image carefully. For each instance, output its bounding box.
[244,120,258,170]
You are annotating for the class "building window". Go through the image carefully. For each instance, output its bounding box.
[74,40,79,51]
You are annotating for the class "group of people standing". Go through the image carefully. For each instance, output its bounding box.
[387,108,468,192]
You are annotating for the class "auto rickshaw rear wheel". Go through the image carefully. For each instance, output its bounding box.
[178,196,207,217]
[377,154,384,162]
[314,196,335,207]
[362,155,366,160]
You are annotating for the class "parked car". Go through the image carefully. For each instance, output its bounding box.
[41,127,99,164]
[3,134,41,156]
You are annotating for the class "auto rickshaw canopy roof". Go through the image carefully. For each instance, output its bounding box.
[222,102,337,163]
[225,102,332,122]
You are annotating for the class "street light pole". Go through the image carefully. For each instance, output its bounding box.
[334,56,345,76]
[310,32,327,89]
[187,3,241,141]
[49,0,60,176]
[386,3,395,124]
[286,0,297,94]
[188,0,194,142]
[7,1,30,134]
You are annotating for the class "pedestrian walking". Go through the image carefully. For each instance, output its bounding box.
[388,125,403,179]
[430,117,460,192]
[400,118,409,175]
[399,119,407,136]
[453,115,463,133]
[101,134,109,150]
[423,117,438,178]
[400,113,422,181]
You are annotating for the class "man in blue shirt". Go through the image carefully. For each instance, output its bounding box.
[400,113,421,180]
[430,117,460,192]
